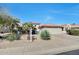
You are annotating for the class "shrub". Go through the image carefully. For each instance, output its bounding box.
[40,30,50,40]
[6,33,21,41]
[66,29,79,36]
[66,30,71,35]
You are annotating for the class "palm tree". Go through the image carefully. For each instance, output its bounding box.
[8,17,20,33]
[0,7,21,33]
[0,14,20,33]
[10,18,20,28]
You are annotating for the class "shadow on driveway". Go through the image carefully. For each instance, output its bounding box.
[56,49,79,55]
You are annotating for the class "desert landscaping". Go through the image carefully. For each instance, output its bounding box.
[0,4,79,55]
[0,31,79,54]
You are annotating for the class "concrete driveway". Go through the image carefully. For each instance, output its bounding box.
[0,33,79,55]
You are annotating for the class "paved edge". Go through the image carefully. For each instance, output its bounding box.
[39,45,79,55]
[24,44,79,55]
[0,44,79,55]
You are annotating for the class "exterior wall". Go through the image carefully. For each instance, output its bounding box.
[40,28,64,34]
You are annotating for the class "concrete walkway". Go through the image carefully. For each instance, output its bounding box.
[0,33,79,54]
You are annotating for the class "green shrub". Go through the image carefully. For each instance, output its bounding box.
[66,30,71,35]
[6,33,21,41]
[40,30,50,40]
[66,29,79,36]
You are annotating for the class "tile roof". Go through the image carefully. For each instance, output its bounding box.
[39,24,62,28]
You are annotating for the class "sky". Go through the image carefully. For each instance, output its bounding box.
[0,3,79,24]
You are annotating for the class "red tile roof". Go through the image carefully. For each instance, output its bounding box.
[39,24,79,29]
[39,24,62,29]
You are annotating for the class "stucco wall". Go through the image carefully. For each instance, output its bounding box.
[40,28,64,34]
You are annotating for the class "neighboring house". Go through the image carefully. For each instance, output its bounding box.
[61,24,71,30]
[62,24,79,30]
[70,24,79,29]
[20,22,79,34]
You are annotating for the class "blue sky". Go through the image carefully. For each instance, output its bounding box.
[0,3,79,24]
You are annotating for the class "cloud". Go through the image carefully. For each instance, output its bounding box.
[46,16,52,20]
[42,16,53,23]
[45,16,53,21]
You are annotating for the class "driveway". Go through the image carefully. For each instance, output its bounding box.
[0,33,79,55]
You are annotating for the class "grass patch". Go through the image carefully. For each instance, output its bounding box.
[66,29,79,36]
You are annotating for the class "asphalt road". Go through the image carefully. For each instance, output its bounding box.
[56,49,79,55]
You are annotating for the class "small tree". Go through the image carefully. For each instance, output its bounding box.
[22,22,33,33]
[40,30,50,40]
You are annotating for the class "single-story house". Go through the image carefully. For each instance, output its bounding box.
[25,22,79,34]
[39,24,64,34]
[70,24,79,29]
